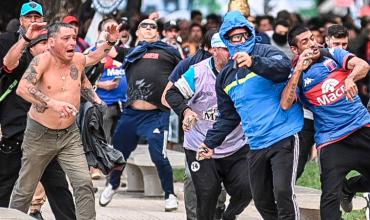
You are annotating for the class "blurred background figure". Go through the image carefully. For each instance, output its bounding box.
[117,17,131,48]
[63,15,90,52]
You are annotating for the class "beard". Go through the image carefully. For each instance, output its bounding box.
[272,33,288,45]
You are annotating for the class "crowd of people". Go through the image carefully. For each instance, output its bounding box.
[0,1,370,220]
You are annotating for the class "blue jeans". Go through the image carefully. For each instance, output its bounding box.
[110,107,174,198]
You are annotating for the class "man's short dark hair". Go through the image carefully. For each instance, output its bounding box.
[201,29,217,49]
[256,15,274,27]
[287,25,310,47]
[190,23,204,33]
[206,13,221,23]
[274,19,290,29]
[48,23,75,38]
[191,10,202,20]
[327,24,348,39]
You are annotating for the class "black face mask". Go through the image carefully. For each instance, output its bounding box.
[272,33,288,45]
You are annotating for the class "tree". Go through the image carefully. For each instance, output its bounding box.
[37,0,82,24]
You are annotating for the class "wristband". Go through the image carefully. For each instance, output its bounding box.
[22,33,31,43]
[106,40,116,46]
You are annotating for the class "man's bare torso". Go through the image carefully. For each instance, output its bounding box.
[28,52,84,129]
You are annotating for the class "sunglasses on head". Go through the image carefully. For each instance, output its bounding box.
[139,23,157,29]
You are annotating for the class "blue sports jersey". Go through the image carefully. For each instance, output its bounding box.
[95,57,128,105]
[298,48,370,147]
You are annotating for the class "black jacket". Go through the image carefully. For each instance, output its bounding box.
[79,102,125,174]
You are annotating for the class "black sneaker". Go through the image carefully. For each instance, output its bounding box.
[29,210,44,220]
[340,191,355,213]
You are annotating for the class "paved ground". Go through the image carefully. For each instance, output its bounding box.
[2,176,367,220]
[39,178,263,220]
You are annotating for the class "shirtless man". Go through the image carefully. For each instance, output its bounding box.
[9,22,120,220]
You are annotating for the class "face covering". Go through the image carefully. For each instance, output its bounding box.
[272,32,288,45]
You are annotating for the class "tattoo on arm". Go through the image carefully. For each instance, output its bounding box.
[81,71,98,103]
[81,87,96,103]
[70,64,79,80]
[28,86,50,113]
[22,56,50,113]
[286,82,297,104]
[23,57,40,84]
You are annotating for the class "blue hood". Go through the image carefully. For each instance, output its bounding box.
[220,10,256,57]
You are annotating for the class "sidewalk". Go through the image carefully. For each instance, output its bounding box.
[39,178,263,220]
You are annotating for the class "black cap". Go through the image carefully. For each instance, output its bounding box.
[164,20,179,31]
[28,32,48,48]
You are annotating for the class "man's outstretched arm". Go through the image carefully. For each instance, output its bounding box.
[85,24,120,66]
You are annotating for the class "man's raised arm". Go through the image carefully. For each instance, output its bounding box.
[85,24,120,66]
[3,22,46,71]
[281,49,313,110]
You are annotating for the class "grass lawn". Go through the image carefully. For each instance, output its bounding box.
[297,161,366,220]
[173,161,367,219]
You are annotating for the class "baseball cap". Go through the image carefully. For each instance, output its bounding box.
[28,30,48,48]
[211,33,226,48]
[164,20,179,31]
[63,16,79,25]
[20,1,43,17]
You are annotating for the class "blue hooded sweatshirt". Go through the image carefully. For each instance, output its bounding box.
[219,10,256,57]
[204,11,303,150]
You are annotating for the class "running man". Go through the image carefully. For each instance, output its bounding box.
[9,22,120,220]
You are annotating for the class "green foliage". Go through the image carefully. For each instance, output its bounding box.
[173,162,367,219]
[173,168,185,182]
[297,161,366,220]
[193,0,221,14]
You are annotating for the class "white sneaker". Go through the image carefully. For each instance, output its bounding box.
[165,194,178,212]
[99,184,116,207]
[364,193,370,220]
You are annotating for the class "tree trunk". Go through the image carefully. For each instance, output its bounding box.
[37,0,82,23]
[126,0,142,20]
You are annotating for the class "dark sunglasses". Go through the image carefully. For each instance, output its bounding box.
[226,32,249,43]
[139,23,157,29]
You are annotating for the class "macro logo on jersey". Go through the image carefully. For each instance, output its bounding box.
[202,108,219,121]
[305,69,348,106]
[322,79,339,93]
